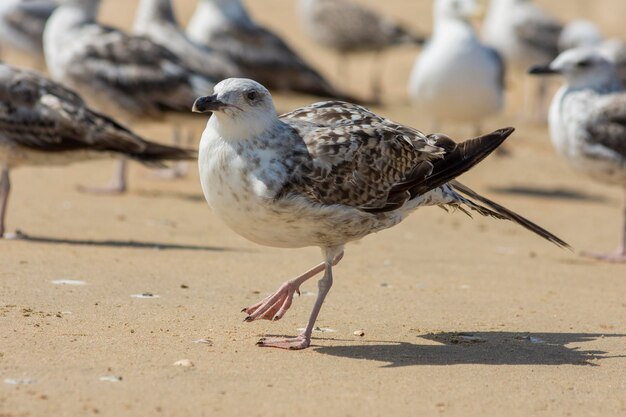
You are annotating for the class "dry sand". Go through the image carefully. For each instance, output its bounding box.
[1,0,626,416]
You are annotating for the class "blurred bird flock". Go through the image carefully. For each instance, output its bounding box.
[0,0,625,351]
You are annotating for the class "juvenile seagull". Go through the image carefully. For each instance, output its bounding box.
[133,0,238,83]
[194,78,569,350]
[186,0,346,100]
[44,0,212,193]
[298,0,424,102]
[0,0,58,68]
[408,0,504,134]
[0,63,195,238]
[483,0,562,118]
[530,49,626,262]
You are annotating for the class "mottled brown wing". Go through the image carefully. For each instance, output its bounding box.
[309,0,421,51]
[585,96,626,159]
[280,104,448,211]
[68,26,198,114]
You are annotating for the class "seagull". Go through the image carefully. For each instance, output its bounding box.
[0,63,195,238]
[193,78,569,350]
[186,0,348,100]
[483,0,563,119]
[43,0,212,193]
[297,0,424,103]
[0,0,58,69]
[529,48,626,262]
[133,0,238,84]
[408,0,504,135]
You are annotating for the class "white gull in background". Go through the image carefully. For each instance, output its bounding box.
[297,0,424,102]
[186,0,348,100]
[483,0,562,118]
[44,0,212,193]
[193,78,569,350]
[0,63,195,238]
[408,0,504,135]
[0,0,58,69]
[529,48,626,262]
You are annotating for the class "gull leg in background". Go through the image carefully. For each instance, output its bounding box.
[582,190,626,263]
[370,51,386,104]
[0,168,10,238]
[77,159,128,194]
[154,125,191,180]
[243,251,344,322]
[257,246,344,350]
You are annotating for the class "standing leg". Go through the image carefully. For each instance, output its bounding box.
[154,125,190,180]
[581,189,626,262]
[256,246,344,350]
[77,159,127,194]
[0,168,10,238]
[370,51,386,105]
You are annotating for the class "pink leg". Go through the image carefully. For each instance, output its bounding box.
[0,168,10,238]
[255,247,344,350]
[77,159,127,194]
[243,251,344,322]
[581,191,626,263]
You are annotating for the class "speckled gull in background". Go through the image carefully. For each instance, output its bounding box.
[193,77,568,349]
[530,48,626,262]
[186,0,348,100]
[43,0,212,194]
[297,0,424,102]
[0,62,195,238]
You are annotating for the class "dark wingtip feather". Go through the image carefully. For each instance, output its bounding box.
[450,180,572,250]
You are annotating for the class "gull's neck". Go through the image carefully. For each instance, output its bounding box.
[433,15,475,42]
[134,0,176,32]
[208,110,280,144]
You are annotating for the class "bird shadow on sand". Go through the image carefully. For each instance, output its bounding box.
[9,231,234,252]
[313,332,626,368]
[488,185,609,203]
[132,189,206,203]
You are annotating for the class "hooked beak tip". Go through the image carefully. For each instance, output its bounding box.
[192,94,225,114]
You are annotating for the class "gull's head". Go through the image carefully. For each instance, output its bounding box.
[193,78,277,140]
[529,48,618,89]
[435,0,481,20]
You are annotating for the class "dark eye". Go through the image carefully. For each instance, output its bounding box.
[247,91,257,101]
[576,60,592,68]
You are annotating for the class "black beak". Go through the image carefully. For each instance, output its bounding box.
[192,94,227,113]
[528,64,559,75]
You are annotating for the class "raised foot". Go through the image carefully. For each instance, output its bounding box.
[242,281,300,322]
[580,250,626,263]
[257,334,310,350]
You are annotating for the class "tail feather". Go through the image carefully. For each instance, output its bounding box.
[130,141,197,167]
[408,127,515,198]
[449,180,571,250]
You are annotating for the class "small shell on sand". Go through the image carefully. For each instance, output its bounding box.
[130,293,160,299]
[298,327,336,333]
[99,375,123,382]
[173,359,194,367]
[192,338,213,345]
[4,378,36,385]
[353,330,365,337]
[50,280,87,285]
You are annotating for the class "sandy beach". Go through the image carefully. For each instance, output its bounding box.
[1,0,626,416]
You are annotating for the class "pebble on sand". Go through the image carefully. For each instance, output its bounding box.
[4,378,37,385]
[99,375,123,382]
[50,280,87,285]
[353,330,365,337]
[130,293,160,299]
[173,359,194,367]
